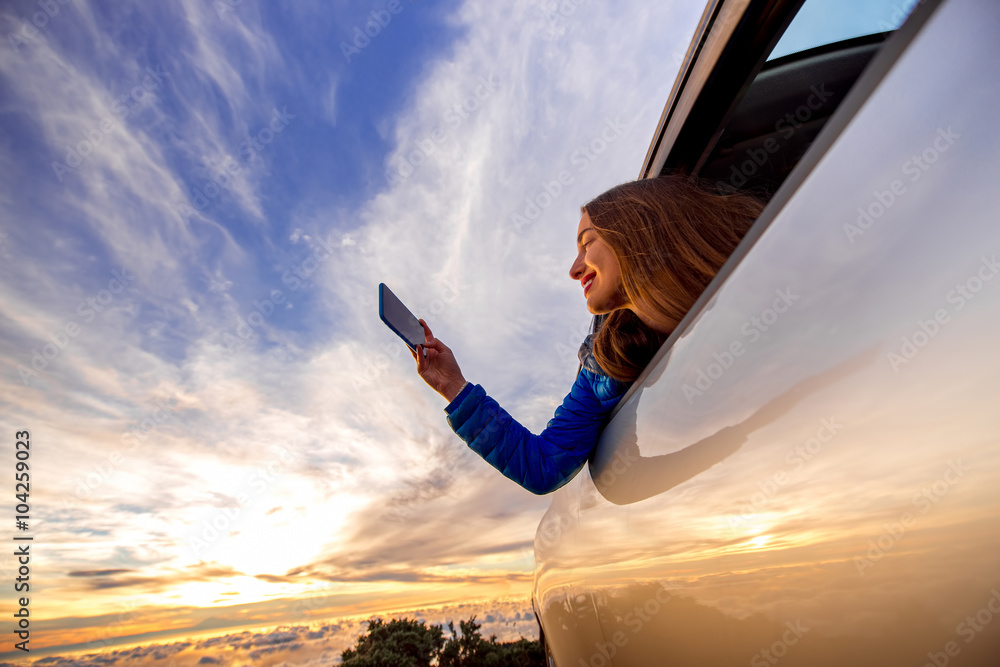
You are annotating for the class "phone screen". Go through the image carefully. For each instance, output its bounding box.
[378,283,426,350]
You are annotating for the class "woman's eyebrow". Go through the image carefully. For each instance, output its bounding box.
[577,227,594,244]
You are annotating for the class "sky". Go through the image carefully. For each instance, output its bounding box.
[0,0,708,663]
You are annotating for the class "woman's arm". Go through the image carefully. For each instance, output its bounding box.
[410,319,628,494]
[445,368,628,495]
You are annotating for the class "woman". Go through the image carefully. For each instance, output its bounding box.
[411,175,764,494]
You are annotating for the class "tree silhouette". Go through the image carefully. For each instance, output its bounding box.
[340,617,444,667]
[339,615,545,666]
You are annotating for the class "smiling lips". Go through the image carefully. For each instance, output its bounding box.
[582,272,596,295]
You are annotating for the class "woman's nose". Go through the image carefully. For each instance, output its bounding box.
[569,251,585,280]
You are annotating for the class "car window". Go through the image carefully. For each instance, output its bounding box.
[698,29,888,201]
[769,0,919,60]
[647,0,920,204]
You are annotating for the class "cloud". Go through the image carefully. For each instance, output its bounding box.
[0,0,703,652]
[321,76,339,126]
[68,562,245,592]
[18,598,539,667]
[68,569,135,577]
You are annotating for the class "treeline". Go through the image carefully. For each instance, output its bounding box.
[339,615,546,666]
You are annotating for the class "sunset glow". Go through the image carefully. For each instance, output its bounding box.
[0,0,705,663]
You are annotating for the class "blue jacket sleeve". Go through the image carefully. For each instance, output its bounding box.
[444,369,630,495]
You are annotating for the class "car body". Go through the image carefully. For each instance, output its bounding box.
[532,0,1000,664]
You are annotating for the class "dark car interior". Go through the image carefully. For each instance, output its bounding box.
[698,33,888,199]
[645,0,896,203]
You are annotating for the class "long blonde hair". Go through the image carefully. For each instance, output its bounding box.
[583,176,764,382]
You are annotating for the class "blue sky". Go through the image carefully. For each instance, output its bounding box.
[0,0,706,661]
[0,0,925,662]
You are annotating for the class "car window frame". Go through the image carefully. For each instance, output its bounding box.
[604,0,945,422]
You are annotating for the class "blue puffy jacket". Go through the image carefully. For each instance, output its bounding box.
[444,343,630,495]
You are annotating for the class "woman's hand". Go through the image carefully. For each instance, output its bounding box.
[411,319,468,403]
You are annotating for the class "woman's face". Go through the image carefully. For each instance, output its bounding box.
[569,211,626,314]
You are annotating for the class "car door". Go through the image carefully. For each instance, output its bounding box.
[534,0,1000,664]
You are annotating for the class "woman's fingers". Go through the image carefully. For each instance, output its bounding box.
[420,337,442,351]
[418,318,433,342]
[406,323,466,402]
[417,320,453,357]
[414,344,438,374]
[409,320,462,400]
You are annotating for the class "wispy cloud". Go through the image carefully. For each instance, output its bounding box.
[0,0,701,655]
[2,598,538,666]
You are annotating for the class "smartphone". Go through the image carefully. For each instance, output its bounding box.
[378,283,426,352]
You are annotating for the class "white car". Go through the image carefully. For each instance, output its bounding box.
[532,0,1000,664]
